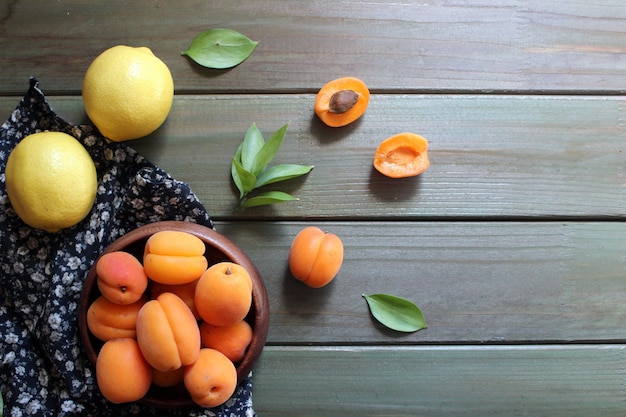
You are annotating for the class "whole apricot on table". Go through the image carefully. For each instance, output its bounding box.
[149,278,201,320]
[143,230,208,285]
[184,348,238,408]
[373,132,430,178]
[136,292,201,372]
[87,295,147,341]
[289,226,344,288]
[314,77,370,127]
[96,251,148,305]
[96,338,152,404]
[200,320,253,363]
[195,262,252,327]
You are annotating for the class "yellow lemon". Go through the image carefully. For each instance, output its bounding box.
[82,45,174,142]
[5,132,98,233]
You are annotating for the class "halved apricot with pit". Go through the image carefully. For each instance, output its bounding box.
[373,133,430,178]
[314,77,370,127]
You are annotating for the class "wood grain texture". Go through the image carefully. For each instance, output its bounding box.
[2,93,622,219]
[1,0,625,94]
[253,345,626,416]
[1,2,624,413]
[215,220,626,344]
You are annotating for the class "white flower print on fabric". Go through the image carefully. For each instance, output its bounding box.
[0,79,256,417]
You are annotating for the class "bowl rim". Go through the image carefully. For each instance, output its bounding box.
[78,220,270,409]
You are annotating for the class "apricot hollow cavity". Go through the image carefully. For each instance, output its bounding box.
[136,292,200,372]
[143,230,208,285]
[289,226,344,288]
[373,132,430,178]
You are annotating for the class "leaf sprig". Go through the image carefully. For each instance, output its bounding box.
[231,123,313,211]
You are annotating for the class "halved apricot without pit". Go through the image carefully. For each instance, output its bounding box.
[373,133,430,178]
[314,77,370,127]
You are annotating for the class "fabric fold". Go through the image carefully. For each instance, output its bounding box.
[0,78,255,416]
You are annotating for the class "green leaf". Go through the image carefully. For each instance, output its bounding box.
[362,294,427,333]
[231,143,244,195]
[231,157,257,198]
[230,122,312,211]
[233,142,243,163]
[251,123,289,176]
[239,191,298,210]
[241,123,265,172]
[182,28,258,69]
[256,164,314,188]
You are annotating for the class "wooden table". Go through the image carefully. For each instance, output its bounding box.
[2,1,625,415]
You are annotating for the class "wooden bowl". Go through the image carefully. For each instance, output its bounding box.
[78,221,270,409]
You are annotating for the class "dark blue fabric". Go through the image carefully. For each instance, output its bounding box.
[0,78,255,416]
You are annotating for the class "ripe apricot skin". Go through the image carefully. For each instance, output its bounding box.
[145,230,206,256]
[184,348,238,408]
[87,295,146,341]
[96,338,152,404]
[289,226,344,288]
[195,262,252,327]
[143,230,208,285]
[152,366,185,388]
[149,279,200,319]
[96,251,148,305]
[135,292,200,372]
[200,320,253,363]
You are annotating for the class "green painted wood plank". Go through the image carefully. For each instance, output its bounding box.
[1,1,626,94]
[2,94,622,219]
[214,221,626,344]
[252,345,626,416]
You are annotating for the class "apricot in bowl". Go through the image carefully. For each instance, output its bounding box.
[78,221,269,409]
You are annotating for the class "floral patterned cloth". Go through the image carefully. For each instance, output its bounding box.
[0,79,255,416]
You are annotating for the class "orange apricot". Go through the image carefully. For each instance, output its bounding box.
[96,251,148,305]
[314,77,370,127]
[289,226,344,288]
[151,366,185,388]
[149,279,200,320]
[96,338,152,404]
[143,230,208,285]
[87,295,147,341]
[195,262,252,327]
[136,292,201,372]
[184,348,237,408]
[199,320,253,363]
[373,132,430,178]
